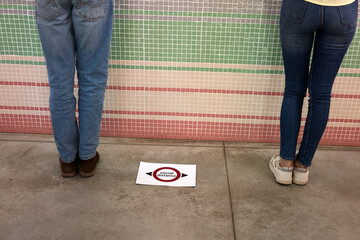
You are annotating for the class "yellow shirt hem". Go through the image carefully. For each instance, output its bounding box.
[304,0,356,6]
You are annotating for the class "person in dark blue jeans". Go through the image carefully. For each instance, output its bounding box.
[36,0,113,177]
[270,0,358,185]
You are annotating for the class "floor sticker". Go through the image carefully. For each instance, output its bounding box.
[136,162,196,187]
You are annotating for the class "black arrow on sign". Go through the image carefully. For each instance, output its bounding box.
[147,171,187,178]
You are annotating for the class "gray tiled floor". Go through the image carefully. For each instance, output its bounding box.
[226,148,360,240]
[0,133,359,240]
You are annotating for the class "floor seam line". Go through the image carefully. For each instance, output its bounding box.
[223,141,237,240]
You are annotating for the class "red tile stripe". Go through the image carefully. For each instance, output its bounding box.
[0,81,49,87]
[0,105,50,111]
[1,81,360,98]
[2,105,360,123]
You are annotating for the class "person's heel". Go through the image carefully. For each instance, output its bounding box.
[293,167,309,185]
[79,152,100,178]
[59,158,77,178]
[269,155,293,185]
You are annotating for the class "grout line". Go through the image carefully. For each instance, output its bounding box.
[100,142,223,148]
[0,138,224,148]
[0,139,54,143]
[223,142,237,240]
[1,135,360,151]
[224,145,360,151]
[101,143,223,148]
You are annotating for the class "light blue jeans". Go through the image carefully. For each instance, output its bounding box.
[36,0,113,162]
[280,0,358,166]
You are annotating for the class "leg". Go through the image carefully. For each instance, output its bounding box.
[297,3,357,167]
[279,0,316,163]
[270,0,316,184]
[36,0,78,162]
[71,0,113,160]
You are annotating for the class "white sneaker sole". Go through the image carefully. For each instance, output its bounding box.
[293,179,308,185]
[269,159,292,185]
[293,173,308,185]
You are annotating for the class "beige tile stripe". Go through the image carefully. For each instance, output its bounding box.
[2,85,360,124]
[111,60,286,71]
[1,55,359,73]
[1,64,360,96]
[0,55,45,62]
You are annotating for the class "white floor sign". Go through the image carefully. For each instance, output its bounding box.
[136,162,196,187]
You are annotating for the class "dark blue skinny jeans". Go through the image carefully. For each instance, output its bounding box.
[280,0,358,166]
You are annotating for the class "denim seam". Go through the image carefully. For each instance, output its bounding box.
[320,6,324,29]
[300,76,313,163]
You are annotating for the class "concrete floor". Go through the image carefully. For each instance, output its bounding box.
[0,133,359,240]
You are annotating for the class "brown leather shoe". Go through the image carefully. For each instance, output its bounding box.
[79,152,100,178]
[59,158,77,178]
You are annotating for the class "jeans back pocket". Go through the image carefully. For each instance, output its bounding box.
[36,0,59,21]
[75,0,108,22]
[281,0,309,26]
[338,0,358,28]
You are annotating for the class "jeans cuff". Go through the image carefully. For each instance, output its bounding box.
[60,156,77,163]
[295,156,311,167]
[279,154,295,161]
[79,152,97,161]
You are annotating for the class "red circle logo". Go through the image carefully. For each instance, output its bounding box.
[153,167,181,182]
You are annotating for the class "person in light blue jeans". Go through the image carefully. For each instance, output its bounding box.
[36,0,113,177]
[270,0,358,185]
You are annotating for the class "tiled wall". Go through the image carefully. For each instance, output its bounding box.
[1,0,360,145]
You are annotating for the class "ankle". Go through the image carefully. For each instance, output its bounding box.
[279,158,294,168]
[294,160,307,169]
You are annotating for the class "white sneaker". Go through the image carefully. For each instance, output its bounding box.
[269,155,293,185]
[293,167,309,185]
